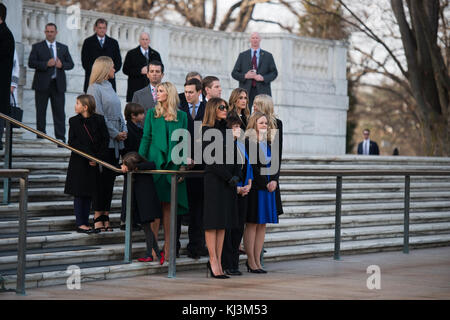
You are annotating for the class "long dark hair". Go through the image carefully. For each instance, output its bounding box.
[122,152,144,171]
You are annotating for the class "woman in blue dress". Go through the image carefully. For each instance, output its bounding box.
[244,111,280,273]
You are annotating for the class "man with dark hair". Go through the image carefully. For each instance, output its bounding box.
[123,31,162,102]
[202,75,222,102]
[179,77,208,259]
[28,22,74,143]
[81,18,122,92]
[0,3,15,150]
[179,71,203,106]
[132,60,164,115]
[231,32,278,111]
[357,129,380,155]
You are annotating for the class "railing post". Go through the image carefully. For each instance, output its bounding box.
[16,175,28,295]
[403,175,410,254]
[3,121,12,204]
[168,174,178,278]
[124,172,133,263]
[334,175,342,260]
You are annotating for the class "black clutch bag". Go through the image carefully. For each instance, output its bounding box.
[10,93,23,128]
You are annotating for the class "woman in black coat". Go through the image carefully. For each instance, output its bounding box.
[202,98,241,279]
[64,94,109,233]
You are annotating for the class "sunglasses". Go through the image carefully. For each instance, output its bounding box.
[217,105,228,111]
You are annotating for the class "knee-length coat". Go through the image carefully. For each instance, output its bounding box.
[64,113,109,197]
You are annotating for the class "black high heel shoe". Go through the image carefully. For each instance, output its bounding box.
[206,261,229,279]
[246,261,263,273]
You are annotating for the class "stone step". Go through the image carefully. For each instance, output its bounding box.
[2,197,450,220]
[281,191,450,206]
[2,234,450,290]
[2,211,450,235]
[282,200,450,217]
[263,222,450,248]
[1,221,449,271]
[7,184,450,203]
[280,182,450,194]
[282,164,450,171]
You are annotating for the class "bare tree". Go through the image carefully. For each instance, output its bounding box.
[295,0,449,155]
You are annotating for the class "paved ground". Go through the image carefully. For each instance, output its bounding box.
[1,247,450,300]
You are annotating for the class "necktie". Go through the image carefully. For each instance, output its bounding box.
[145,50,149,63]
[252,51,257,87]
[100,38,104,48]
[49,44,56,79]
[151,87,156,101]
[365,141,369,155]
[191,105,196,119]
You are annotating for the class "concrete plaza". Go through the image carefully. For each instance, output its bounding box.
[2,246,449,300]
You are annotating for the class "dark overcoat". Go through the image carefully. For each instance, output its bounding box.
[81,34,122,92]
[122,45,161,102]
[64,113,109,197]
[202,120,241,230]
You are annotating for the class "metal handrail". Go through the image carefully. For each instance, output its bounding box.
[0,169,29,295]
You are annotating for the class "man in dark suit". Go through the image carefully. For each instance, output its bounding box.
[357,129,380,155]
[178,71,203,107]
[81,18,122,93]
[132,60,164,115]
[179,78,207,259]
[0,3,15,150]
[28,23,74,143]
[123,32,162,102]
[231,32,278,111]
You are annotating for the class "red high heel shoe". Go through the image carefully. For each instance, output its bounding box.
[159,251,165,265]
[138,256,153,262]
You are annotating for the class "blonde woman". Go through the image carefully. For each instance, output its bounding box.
[243,111,280,273]
[139,81,189,261]
[228,88,250,129]
[252,94,283,216]
[87,56,127,232]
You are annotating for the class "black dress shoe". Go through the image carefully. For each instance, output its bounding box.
[187,251,200,259]
[225,269,242,276]
[76,227,95,234]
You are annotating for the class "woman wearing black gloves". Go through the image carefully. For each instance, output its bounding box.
[202,98,241,279]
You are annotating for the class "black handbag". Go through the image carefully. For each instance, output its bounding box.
[10,93,23,128]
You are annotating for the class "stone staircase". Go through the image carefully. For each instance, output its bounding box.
[1,130,450,289]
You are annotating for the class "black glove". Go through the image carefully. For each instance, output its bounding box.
[228,176,240,188]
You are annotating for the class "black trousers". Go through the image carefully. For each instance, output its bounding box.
[92,148,118,212]
[185,177,205,255]
[222,196,247,270]
[35,80,66,141]
[74,196,91,227]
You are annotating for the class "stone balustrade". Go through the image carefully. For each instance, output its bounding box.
[9,0,348,155]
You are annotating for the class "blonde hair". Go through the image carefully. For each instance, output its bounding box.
[246,111,270,142]
[153,82,180,122]
[253,94,277,131]
[89,56,114,86]
[202,98,228,128]
[228,88,250,119]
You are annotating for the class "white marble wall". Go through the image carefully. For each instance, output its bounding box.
[12,0,348,155]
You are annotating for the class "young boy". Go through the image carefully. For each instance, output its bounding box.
[120,103,145,230]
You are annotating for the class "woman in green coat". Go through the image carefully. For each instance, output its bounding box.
[139,81,188,261]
